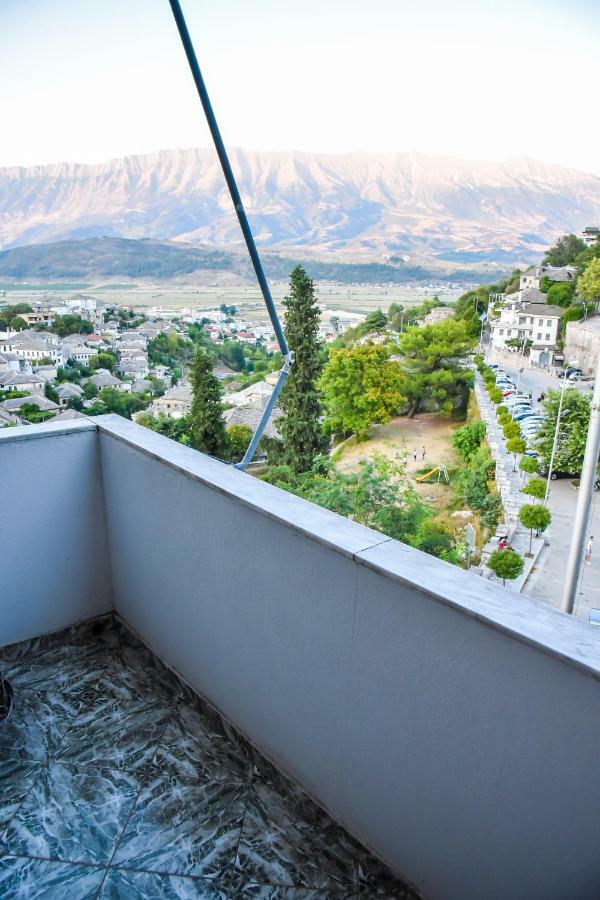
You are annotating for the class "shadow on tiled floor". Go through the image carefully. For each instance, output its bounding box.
[0,616,420,899]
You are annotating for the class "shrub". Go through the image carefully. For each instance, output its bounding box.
[522,477,547,502]
[452,420,486,462]
[503,421,520,440]
[488,548,524,585]
[480,493,502,531]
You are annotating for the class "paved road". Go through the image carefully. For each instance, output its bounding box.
[485,349,600,622]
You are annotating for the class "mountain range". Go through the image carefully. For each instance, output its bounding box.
[1,148,599,266]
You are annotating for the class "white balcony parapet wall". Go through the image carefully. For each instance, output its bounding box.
[0,420,113,644]
[3,416,600,900]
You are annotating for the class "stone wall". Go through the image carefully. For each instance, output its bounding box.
[564,318,600,374]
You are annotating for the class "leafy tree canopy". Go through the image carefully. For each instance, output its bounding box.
[543,234,586,267]
[535,388,591,473]
[546,281,575,308]
[488,549,524,584]
[395,319,474,417]
[577,258,600,303]
[319,342,405,439]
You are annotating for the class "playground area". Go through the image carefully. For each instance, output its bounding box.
[335,413,462,504]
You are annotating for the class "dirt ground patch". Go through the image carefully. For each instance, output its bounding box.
[336,413,462,506]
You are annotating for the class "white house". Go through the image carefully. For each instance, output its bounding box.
[147,383,192,419]
[490,297,563,365]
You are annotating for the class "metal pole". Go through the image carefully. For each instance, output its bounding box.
[561,354,600,613]
[167,0,289,359]
[543,378,567,505]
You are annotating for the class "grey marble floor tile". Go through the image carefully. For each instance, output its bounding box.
[0,712,71,762]
[356,852,413,897]
[54,697,171,771]
[100,867,233,898]
[113,771,248,879]
[234,780,357,893]
[0,760,40,835]
[227,871,356,898]
[3,762,140,865]
[152,701,252,782]
[0,855,105,899]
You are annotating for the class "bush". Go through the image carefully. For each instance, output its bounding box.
[455,467,488,510]
[480,493,502,531]
[452,420,486,462]
[522,477,547,502]
[503,421,520,440]
[489,388,503,404]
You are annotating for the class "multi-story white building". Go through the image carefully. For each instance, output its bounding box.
[489,291,564,365]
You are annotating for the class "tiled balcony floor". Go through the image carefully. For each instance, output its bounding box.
[0,616,418,899]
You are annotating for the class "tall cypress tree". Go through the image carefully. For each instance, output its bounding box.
[189,346,229,458]
[276,265,327,472]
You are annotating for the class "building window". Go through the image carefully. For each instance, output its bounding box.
[546,320,552,327]
[519,317,526,325]
[546,333,551,341]
[499,329,504,335]
[538,319,543,325]
[529,317,534,324]
[537,333,542,340]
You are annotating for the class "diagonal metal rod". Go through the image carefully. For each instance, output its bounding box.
[168,0,289,358]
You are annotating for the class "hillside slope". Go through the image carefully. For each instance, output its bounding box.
[1,148,599,262]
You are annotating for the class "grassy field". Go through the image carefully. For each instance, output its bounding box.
[1,281,464,321]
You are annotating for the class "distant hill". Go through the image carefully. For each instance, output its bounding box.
[1,148,600,264]
[0,237,489,285]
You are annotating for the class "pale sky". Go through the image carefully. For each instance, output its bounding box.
[2,0,599,173]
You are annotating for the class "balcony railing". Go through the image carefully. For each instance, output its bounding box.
[2,415,600,900]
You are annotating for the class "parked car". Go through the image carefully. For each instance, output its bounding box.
[568,373,592,382]
[514,411,538,422]
[559,367,582,379]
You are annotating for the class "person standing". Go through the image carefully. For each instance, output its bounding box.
[585,536,594,565]
[412,449,417,463]
[421,445,426,461]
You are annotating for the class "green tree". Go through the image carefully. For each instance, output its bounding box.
[546,281,575,308]
[519,454,538,475]
[10,316,28,331]
[363,308,388,332]
[543,234,586,267]
[480,494,502,531]
[319,342,405,439]
[189,346,229,457]
[44,383,59,404]
[522,477,547,502]
[275,266,327,472]
[51,314,94,336]
[488,549,524,586]
[395,319,474,417]
[489,387,503,404]
[452,421,486,462]
[503,421,520,440]
[519,503,551,555]
[83,382,99,399]
[227,424,253,463]
[506,436,526,470]
[535,388,591,473]
[89,352,117,372]
[577,258,600,308]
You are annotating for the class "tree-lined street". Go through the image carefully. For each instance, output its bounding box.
[484,347,600,620]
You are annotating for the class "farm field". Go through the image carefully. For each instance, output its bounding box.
[1,280,464,321]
